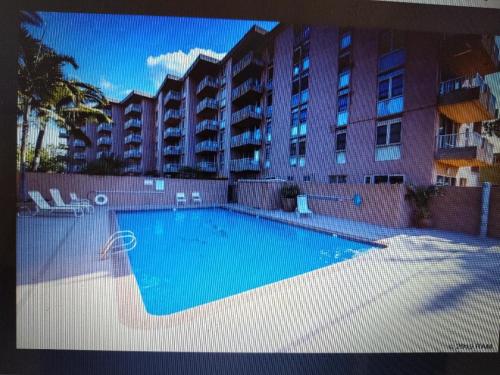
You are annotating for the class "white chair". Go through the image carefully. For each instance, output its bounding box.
[192,192,202,204]
[296,194,313,217]
[28,191,84,217]
[70,192,91,205]
[176,192,187,206]
[50,188,94,214]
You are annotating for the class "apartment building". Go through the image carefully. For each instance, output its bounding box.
[66,24,499,186]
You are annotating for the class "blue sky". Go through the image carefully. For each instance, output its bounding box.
[30,13,278,100]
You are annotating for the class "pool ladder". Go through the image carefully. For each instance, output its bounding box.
[100,230,137,260]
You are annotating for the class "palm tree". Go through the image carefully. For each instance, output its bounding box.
[31,81,110,171]
[17,13,78,199]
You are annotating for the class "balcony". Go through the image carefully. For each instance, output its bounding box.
[196,76,219,97]
[97,123,113,133]
[196,161,217,173]
[71,139,86,148]
[231,78,263,105]
[163,145,182,155]
[231,105,262,128]
[438,75,497,123]
[163,109,181,124]
[163,163,181,173]
[163,90,182,107]
[124,103,141,115]
[97,137,112,146]
[97,151,113,159]
[230,132,261,149]
[195,140,218,153]
[124,134,142,144]
[103,108,112,118]
[195,119,218,135]
[441,34,500,76]
[232,52,264,81]
[124,148,142,159]
[124,164,141,174]
[124,118,142,130]
[163,127,182,139]
[196,98,218,116]
[435,131,494,167]
[229,158,260,172]
[73,152,86,160]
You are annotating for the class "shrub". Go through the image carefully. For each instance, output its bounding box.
[281,184,301,199]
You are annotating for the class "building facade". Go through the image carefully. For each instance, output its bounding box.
[66,24,499,186]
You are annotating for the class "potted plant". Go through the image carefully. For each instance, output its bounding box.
[280,184,301,212]
[405,184,441,228]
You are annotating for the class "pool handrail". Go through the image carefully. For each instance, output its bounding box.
[100,230,137,260]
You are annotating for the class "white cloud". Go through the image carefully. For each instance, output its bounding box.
[99,77,114,90]
[146,48,226,88]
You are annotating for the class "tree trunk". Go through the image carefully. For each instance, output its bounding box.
[31,121,46,171]
[19,103,31,202]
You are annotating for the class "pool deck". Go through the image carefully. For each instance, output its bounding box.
[17,204,500,352]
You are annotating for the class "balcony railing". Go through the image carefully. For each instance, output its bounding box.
[73,152,86,160]
[230,131,261,148]
[124,164,141,173]
[163,109,181,122]
[163,163,181,173]
[196,76,219,95]
[124,134,142,144]
[229,158,260,172]
[97,123,113,133]
[97,137,112,146]
[196,98,218,114]
[124,118,142,130]
[97,151,113,159]
[231,105,262,126]
[436,131,494,166]
[163,127,182,138]
[72,139,86,147]
[124,103,141,115]
[438,74,497,123]
[195,140,218,153]
[231,78,263,102]
[163,145,182,155]
[232,52,264,78]
[195,119,218,134]
[163,91,182,106]
[196,161,217,172]
[124,148,142,159]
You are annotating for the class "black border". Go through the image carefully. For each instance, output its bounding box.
[2,1,500,374]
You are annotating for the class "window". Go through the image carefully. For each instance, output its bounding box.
[436,175,456,186]
[303,175,311,182]
[379,30,405,55]
[335,131,347,164]
[340,31,351,50]
[329,175,347,184]
[266,120,272,143]
[338,69,350,89]
[378,70,404,100]
[459,178,467,187]
[298,137,306,155]
[376,119,401,146]
[367,174,405,184]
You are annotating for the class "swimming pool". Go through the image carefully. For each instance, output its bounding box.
[116,208,376,316]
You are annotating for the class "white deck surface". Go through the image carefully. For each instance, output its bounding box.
[17,205,500,352]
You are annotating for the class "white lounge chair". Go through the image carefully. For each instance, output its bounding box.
[28,191,84,217]
[296,194,313,217]
[70,192,91,205]
[50,188,94,214]
[176,192,187,206]
[192,192,202,204]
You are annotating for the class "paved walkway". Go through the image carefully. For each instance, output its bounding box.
[16,205,500,352]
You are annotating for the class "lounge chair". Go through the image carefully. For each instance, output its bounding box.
[192,192,202,204]
[70,192,91,205]
[28,191,84,217]
[176,192,187,206]
[50,188,94,214]
[296,194,313,217]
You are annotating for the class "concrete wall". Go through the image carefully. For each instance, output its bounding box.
[25,172,228,207]
[487,186,500,239]
[237,180,412,228]
[428,186,482,235]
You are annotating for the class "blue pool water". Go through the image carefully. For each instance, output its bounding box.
[116,208,375,316]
